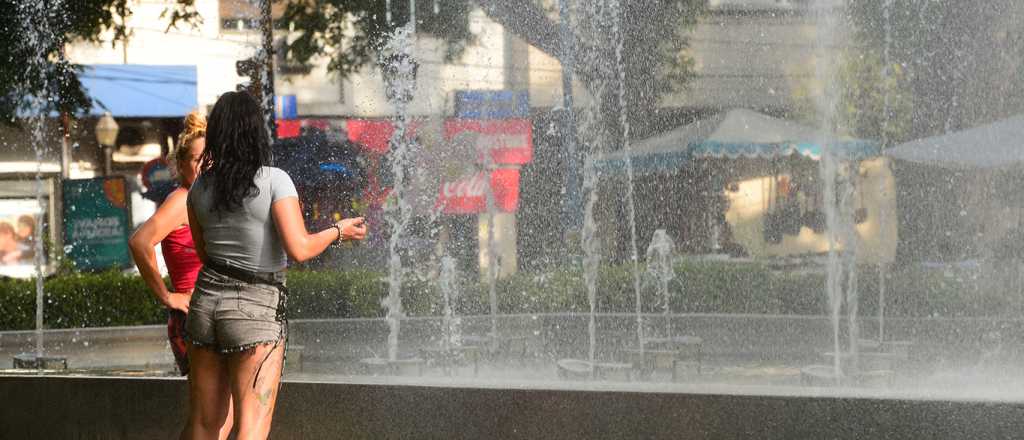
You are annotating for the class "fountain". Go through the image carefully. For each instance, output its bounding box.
[9,0,66,372]
[9,0,1024,436]
[358,18,425,376]
[556,0,638,381]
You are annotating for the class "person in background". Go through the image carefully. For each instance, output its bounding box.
[184,91,366,440]
[15,215,36,262]
[128,111,233,439]
[0,222,21,264]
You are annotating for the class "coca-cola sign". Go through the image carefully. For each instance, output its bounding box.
[444,119,533,165]
[436,168,520,214]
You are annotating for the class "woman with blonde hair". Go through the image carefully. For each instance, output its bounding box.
[129,111,233,439]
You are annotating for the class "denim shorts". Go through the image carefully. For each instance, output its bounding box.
[185,265,286,353]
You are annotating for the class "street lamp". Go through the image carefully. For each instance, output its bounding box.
[95,112,119,175]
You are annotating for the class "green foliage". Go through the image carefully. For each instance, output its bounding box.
[846,0,1024,138]
[0,0,199,122]
[0,270,163,331]
[281,0,475,79]
[1,0,118,121]
[280,0,705,130]
[790,48,913,146]
[0,262,1012,331]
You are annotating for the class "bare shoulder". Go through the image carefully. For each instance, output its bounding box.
[163,187,189,208]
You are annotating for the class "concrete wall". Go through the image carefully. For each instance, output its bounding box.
[3,375,1024,439]
[6,314,1024,376]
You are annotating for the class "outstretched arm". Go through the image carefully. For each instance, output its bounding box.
[271,197,366,263]
[129,189,191,313]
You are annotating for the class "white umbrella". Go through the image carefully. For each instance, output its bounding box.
[886,114,1024,170]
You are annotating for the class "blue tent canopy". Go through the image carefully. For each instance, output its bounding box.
[595,109,879,174]
[79,64,198,118]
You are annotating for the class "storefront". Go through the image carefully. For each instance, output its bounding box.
[0,64,197,276]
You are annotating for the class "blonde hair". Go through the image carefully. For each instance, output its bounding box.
[168,110,207,177]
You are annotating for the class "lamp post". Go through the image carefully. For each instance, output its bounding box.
[95,112,119,176]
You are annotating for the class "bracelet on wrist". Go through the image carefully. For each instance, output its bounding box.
[332,224,344,243]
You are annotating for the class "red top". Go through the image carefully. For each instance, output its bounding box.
[161,225,202,292]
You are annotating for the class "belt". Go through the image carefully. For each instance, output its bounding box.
[205,259,286,289]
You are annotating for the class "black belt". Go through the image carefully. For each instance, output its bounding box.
[205,259,286,289]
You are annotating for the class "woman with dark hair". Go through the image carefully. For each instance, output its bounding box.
[130,111,234,439]
[184,91,366,439]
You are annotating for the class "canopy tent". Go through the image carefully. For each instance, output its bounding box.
[886,114,1024,265]
[595,108,879,174]
[885,114,1024,169]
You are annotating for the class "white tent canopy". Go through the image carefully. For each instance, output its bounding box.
[596,108,877,174]
[886,114,1024,169]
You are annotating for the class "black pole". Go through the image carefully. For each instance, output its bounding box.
[260,0,277,141]
[559,0,581,237]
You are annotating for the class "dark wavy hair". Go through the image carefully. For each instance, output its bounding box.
[201,91,272,212]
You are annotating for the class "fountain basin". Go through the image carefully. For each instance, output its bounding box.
[359,357,425,376]
[557,359,633,381]
[3,374,1024,439]
[12,353,67,370]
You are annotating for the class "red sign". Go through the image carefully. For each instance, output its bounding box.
[436,168,520,214]
[444,119,533,165]
[346,119,421,155]
[277,119,333,139]
[277,120,301,138]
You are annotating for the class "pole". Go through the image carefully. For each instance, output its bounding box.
[879,263,886,343]
[103,146,113,176]
[260,0,277,141]
[558,0,580,238]
[409,0,417,33]
[60,113,70,180]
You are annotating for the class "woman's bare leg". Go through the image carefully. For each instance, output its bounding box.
[181,344,233,440]
[218,392,234,440]
[227,342,285,440]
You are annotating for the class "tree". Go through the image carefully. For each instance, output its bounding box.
[791,48,912,147]
[847,0,1024,139]
[0,0,197,122]
[281,0,705,141]
[1,0,706,138]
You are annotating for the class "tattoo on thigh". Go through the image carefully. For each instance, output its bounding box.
[256,386,274,407]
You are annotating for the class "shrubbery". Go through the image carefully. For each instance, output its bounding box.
[0,260,1011,331]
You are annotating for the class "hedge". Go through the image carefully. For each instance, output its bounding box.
[0,261,1015,331]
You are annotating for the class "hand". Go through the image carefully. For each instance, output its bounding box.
[165,292,191,314]
[337,217,368,241]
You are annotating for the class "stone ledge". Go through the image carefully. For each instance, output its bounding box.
[3,375,1024,439]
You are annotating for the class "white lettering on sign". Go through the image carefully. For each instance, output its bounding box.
[441,173,489,199]
[72,217,122,241]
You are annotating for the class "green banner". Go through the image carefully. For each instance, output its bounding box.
[62,177,132,271]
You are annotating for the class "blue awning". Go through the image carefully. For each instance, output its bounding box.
[80,64,198,118]
[691,140,879,161]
